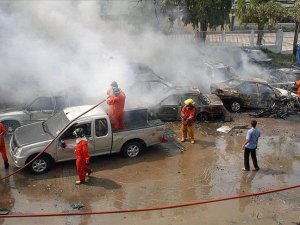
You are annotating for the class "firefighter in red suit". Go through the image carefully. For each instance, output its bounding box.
[107,81,126,131]
[180,99,196,144]
[73,128,92,185]
[0,122,9,169]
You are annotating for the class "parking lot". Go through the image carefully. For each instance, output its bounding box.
[1,113,300,225]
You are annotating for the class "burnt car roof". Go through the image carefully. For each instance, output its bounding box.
[216,77,268,85]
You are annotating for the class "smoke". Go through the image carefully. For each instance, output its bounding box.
[0,0,265,108]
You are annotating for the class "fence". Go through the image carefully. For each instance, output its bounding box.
[167,30,298,53]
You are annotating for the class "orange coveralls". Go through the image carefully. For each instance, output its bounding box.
[296,80,300,97]
[75,138,91,182]
[107,91,126,131]
[0,122,8,162]
[181,105,196,141]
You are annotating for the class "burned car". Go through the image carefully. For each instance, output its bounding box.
[265,68,300,92]
[242,48,272,66]
[149,87,231,122]
[211,78,282,112]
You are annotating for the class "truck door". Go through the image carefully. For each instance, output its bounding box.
[57,122,94,161]
[93,118,112,155]
[27,97,54,122]
[156,95,181,121]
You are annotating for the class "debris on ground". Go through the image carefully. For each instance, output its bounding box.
[217,125,233,133]
[0,209,9,215]
[217,124,248,133]
[70,203,84,210]
[249,96,300,119]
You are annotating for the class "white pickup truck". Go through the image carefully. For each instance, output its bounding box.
[9,105,166,174]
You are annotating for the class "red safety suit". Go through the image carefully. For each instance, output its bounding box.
[181,105,196,141]
[296,80,300,97]
[107,90,126,131]
[75,137,91,183]
[0,122,8,162]
[181,105,196,125]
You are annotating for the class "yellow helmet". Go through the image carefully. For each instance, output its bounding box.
[184,98,195,105]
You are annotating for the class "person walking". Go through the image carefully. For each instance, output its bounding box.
[180,98,196,144]
[0,122,9,169]
[107,81,126,131]
[73,128,92,185]
[242,120,260,171]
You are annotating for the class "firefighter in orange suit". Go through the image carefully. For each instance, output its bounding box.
[180,99,196,144]
[107,81,126,131]
[296,80,300,97]
[73,128,92,185]
[0,122,9,169]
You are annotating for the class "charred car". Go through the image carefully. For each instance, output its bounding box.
[242,48,272,66]
[210,78,282,112]
[265,68,300,92]
[149,87,230,122]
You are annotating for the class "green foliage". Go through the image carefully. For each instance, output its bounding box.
[182,0,232,30]
[242,0,285,26]
[288,0,300,22]
[261,49,293,67]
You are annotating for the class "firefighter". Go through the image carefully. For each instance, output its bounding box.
[0,122,9,169]
[107,83,126,131]
[181,99,196,144]
[296,80,300,98]
[73,128,92,185]
[107,81,118,96]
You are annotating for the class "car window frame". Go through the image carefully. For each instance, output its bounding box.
[95,118,109,137]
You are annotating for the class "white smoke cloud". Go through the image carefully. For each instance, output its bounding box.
[0,0,264,107]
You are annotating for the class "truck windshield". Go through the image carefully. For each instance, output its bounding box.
[45,111,69,137]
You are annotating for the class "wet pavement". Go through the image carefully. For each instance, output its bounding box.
[0,113,300,225]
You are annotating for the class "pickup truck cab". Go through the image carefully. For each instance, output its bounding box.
[9,105,166,174]
[0,96,68,133]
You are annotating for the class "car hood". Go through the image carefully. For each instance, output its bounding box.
[211,83,238,93]
[275,88,297,98]
[0,108,25,117]
[14,122,52,147]
[204,94,224,105]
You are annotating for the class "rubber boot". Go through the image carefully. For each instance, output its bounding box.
[4,160,9,169]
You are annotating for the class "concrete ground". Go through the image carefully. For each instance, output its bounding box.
[0,113,300,225]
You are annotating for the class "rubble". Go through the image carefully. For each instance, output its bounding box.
[249,96,300,119]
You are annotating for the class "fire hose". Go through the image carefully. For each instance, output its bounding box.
[0,99,106,182]
[0,99,299,218]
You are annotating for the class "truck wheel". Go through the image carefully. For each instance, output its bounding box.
[28,154,52,174]
[197,112,209,122]
[122,141,143,158]
[230,101,241,112]
[2,120,20,134]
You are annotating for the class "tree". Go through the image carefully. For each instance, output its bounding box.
[288,0,300,62]
[182,0,232,42]
[237,0,285,45]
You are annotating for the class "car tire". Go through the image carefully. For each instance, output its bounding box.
[230,101,241,112]
[2,120,20,134]
[197,112,209,122]
[122,141,143,158]
[28,154,52,174]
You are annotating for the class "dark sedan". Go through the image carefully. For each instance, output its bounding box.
[211,78,281,112]
[149,87,230,121]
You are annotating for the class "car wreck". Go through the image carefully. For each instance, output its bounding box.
[149,86,231,122]
[210,78,285,112]
[249,94,300,119]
